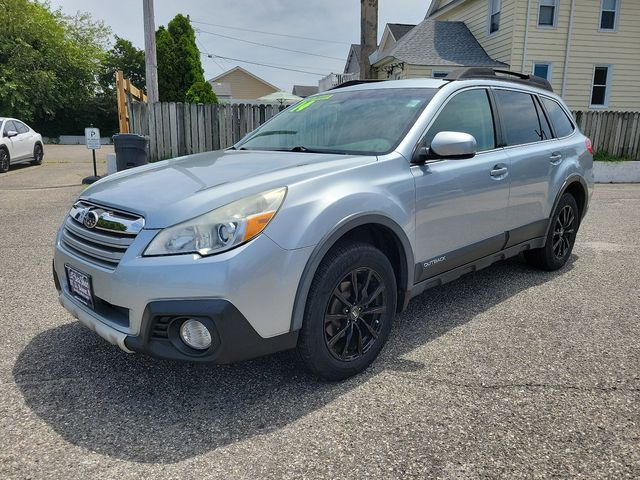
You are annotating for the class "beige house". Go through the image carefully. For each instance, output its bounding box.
[207,66,279,102]
[426,0,640,111]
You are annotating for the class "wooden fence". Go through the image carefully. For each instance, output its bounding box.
[129,102,640,162]
[128,102,285,161]
[572,111,640,160]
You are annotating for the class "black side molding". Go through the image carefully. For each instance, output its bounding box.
[410,237,545,300]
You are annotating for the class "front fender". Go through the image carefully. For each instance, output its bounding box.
[263,156,416,332]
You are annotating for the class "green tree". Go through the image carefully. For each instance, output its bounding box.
[0,0,110,134]
[156,26,179,102]
[185,81,218,104]
[156,14,206,102]
[98,36,145,93]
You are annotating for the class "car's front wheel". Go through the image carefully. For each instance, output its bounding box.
[0,148,9,173]
[31,144,43,165]
[298,241,397,380]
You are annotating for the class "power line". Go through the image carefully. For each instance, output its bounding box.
[199,51,326,76]
[195,27,346,62]
[191,19,352,45]
[199,38,331,71]
[196,37,226,72]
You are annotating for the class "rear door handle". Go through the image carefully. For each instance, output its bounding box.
[490,166,508,177]
[550,152,563,164]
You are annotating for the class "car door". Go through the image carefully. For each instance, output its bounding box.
[411,87,511,283]
[3,121,24,160]
[13,121,33,159]
[493,89,557,246]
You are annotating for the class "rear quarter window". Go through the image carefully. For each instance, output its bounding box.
[14,121,28,134]
[541,97,575,138]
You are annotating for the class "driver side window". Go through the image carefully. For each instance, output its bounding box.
[423,89,496,152]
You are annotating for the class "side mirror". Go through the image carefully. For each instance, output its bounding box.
[5,130,18,138]
[413,131,477,163]
[430,131,477,159]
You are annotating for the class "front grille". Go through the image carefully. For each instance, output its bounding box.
[61,201,144,269]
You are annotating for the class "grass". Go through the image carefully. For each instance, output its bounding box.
[594,151,631,162]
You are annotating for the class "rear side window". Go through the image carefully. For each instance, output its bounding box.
[541,97,574,138]
[533,97,552,140]
[494,90,546,146]
[423,89,495,152]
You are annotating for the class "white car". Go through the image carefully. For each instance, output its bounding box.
[0,117,44,173]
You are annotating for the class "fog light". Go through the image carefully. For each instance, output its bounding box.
[179,319,212,350]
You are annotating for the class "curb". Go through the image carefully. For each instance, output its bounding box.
[594,161,640,183]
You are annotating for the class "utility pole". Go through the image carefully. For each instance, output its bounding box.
[359,0,378,80]
[142,0,159,103]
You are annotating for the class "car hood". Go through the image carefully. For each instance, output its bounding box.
[81,149,376,228]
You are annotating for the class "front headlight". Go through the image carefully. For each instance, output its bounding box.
[144,187,287,257]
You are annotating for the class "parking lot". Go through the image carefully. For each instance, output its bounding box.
[0,149,638,479]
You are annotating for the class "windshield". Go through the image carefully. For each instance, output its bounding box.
[236,88,437,155]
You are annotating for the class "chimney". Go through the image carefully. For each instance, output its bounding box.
[359,0,378,80]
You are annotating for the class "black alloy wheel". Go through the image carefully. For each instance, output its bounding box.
[0,149,9,173]
[524,192,579,271]
[32,144,43,165]
[552,204,575,259]
[324,267,387,362]
[298,241,397,380]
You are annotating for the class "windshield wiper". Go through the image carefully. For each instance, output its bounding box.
[275,145,323,153]
[249,130,297,139]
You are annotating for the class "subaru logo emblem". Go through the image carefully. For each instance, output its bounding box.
[83,210,99,229]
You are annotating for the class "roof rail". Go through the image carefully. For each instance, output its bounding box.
[329,79,386,90]
[444,67,553,92]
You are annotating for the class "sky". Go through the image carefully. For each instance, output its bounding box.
[48,0,431,93]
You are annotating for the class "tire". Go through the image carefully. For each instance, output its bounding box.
[524,193,579,271]
[0,148,9,173]
[298,241,397,381]
[31,143,43,165]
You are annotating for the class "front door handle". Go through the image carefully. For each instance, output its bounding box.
[550,152,563,164]
[490,166,508,177]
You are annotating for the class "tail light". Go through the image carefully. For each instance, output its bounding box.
[585,138,593,154]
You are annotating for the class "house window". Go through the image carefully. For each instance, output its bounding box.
[432,71,450,79]
[489,0,501,34]
[600,0,619,31]
[538,0,558,27]
[590,65,612,107]
[533,62,552,81]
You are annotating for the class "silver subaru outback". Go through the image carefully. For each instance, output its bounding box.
[53,69,593,380]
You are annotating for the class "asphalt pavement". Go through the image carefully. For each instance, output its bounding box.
[0,150,638,479]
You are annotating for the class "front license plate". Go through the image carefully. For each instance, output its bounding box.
[65,264,94,309]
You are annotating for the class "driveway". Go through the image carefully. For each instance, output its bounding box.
[0,158,638,479]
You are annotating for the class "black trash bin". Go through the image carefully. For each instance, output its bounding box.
[113,134,149,171]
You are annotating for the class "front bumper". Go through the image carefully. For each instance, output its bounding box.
[124,299,298,363]
[53,228,313,361]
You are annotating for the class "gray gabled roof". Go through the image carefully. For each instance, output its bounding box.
[292,85,319,97]
[387,23,416,41]
[374,19,505,68]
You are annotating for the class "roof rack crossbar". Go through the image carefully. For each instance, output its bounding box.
[443,67,553,92]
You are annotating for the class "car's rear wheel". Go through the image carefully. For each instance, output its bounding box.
[298,241,397,380]
[524,193,579,271]
[0,148,9,173]
[31,144,43,165]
